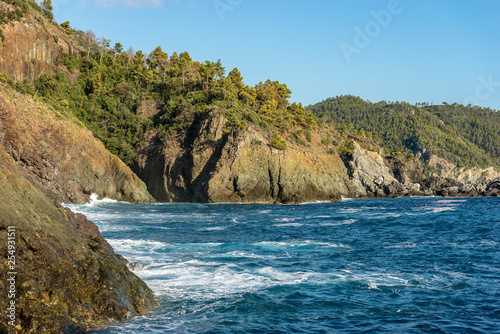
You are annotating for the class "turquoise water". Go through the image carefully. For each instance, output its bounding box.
[67,197,500,333]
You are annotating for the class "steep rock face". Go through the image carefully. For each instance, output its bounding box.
[341,142,422,197]
[134,113,353,203]
[425,155,500,184]
[134,113,430,203]
[0,145,157,333]
[134,112,500,203]
[0,2,81,82]
[0,85,154,204]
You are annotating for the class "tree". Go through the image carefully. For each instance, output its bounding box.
[126,46,134,68]
[61,21,72,35]
[214,59,225,82]
[40,0,53,20]
[97,37,110,65]
[112,42,123,66]
[179,51,193,87]
[147,46,169,82]
[169,52,180,78]
[228,68,244,90]
[85,30,96,60]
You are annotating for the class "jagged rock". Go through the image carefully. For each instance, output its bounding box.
[134,113,434,203]
[340,142,422,198]
[134,113,352,203]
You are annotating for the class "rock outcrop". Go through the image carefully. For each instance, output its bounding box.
[134,113,429,203]
[425,154,500,184]
[134,111,500,203]
[340,142,422,198]
[435,178,500,197]
[0,1,81,83]
[134,113,351,203]
[0,145,157,333]
[0,84,154,204]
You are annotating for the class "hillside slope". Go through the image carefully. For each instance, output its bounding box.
[0,0,81,82]
[307,95,500,169]
[0,83,154,204]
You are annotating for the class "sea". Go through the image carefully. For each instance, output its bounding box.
[64,196,500,334]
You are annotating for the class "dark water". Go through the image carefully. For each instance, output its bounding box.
[66,196,500,333]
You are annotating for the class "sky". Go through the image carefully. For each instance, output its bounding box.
[51,0,500,110]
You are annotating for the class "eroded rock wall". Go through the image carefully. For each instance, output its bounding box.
[0,2,81,82]
[134,113,428,203]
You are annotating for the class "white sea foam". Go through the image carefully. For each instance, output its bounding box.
[257,240,349,249]
[273,217,300,222]
[339,208,363,214]
[297,200,331,205]
[320,219,357,226]
[133,257,418,301]
[89,193,119,204]
[365,212,402,219]
[435,199,467,204]
[199,226,227,231]
[385,242,418,249]
[430,206,456,213]
[273,223,304,227]
[110,239,170,253]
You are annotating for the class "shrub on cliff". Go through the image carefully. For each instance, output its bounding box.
[270,132,287,150]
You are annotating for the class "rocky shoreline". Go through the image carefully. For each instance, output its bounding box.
[0,85,157,333]
[133,111,500,204]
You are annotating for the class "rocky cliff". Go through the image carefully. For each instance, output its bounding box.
[0,145,157,333]
[133,112,426,203]
[0,84,154,204]
[134,111,500,203]
[0,1,81,82]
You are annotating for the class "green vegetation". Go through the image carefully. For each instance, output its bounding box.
[270,132,287,150]
[4,0,498,172]
[307,95,500,168]
[12,25,316,164]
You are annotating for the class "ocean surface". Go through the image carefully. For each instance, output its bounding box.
[65,196,500,334]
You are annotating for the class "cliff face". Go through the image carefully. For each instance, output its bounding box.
[0,145,157,333]
[0,1,81,82]
[0,84,154,204]
[134,111,500,203]
[133,113,426,203]
[340,142,423,198]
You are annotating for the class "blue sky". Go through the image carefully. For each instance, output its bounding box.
[52,0,500,110]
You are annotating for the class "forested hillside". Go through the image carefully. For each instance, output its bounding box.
[307,96,500,169]
[2,0,499,174]
[9,17,315,165]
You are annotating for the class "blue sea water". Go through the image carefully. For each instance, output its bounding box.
[66,197,500,334]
